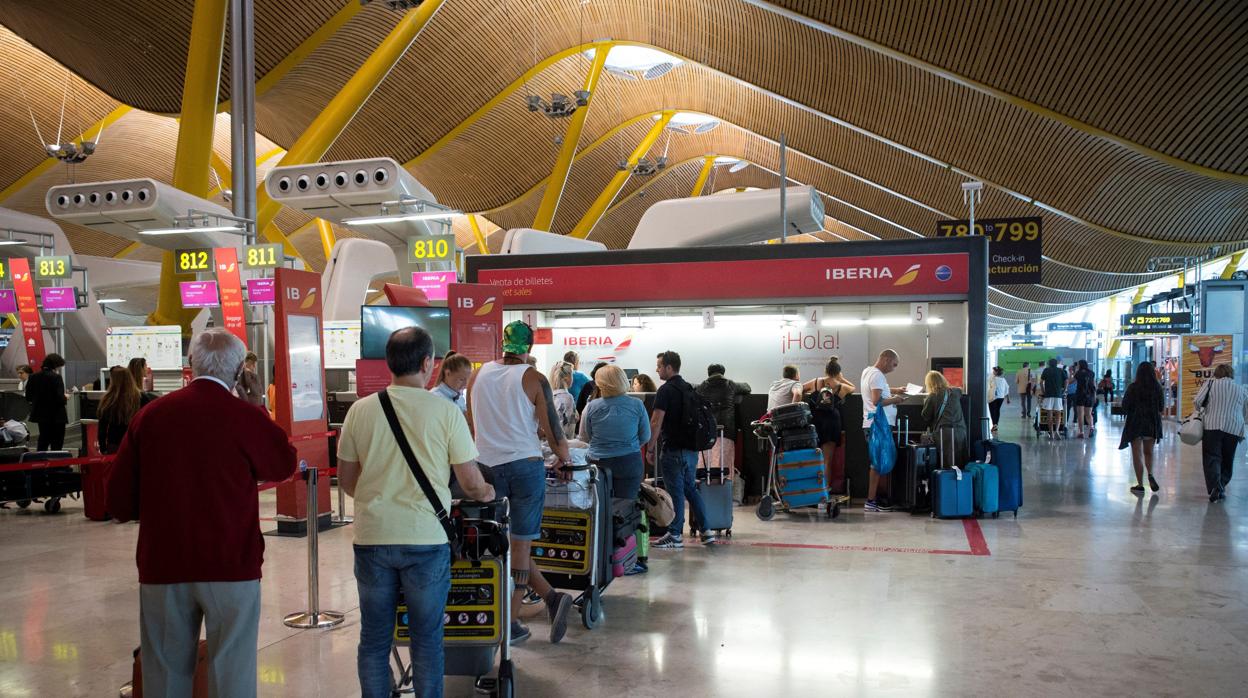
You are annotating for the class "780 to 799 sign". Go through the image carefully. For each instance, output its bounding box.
[936,217,1043,285]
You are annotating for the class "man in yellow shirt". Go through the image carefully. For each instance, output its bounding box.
[338,327,493,698]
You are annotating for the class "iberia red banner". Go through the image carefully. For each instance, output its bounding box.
[9,258,46,369]
[214,247,247,346]
[476,253,970,306]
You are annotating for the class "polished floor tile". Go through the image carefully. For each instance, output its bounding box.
[1,410,1245,696]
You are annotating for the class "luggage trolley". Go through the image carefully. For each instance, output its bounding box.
[0,451,79,513]
[533,463,613,630]
[391,499,515,698]
[751,419,845,521]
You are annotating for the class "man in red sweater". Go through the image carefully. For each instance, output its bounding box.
[107,328,297,697]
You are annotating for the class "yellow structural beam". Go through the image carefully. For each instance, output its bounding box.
[467,214,490,254]
[532,46,610,230]
[1108,285,1149,359]
[570,111,675,239]
[152,0,229,333]
[255,0,444,250]
[1221,251,1244,279]
[315,219,336,261]
[690,156,715,197]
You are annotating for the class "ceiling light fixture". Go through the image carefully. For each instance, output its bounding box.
[95,298,125,305]
[140,224,244,236]
[343,210,463,226]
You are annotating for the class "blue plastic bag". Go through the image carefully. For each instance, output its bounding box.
[868,404,896,475]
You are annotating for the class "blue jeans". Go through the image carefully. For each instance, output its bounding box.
[660,448,709,536]
[487,457,546,540]
[598,452,644,501]
[355,544,451,698]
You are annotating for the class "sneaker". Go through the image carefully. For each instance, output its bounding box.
[546,592,573,644]
[520,589,543,606]
[1130,484,1146,495]
[864,499,892,512]
[701,531,718,546]
[509,621,531,645]
[625,560,649,575]
[653,533,684,549]
[1148,474,1159,492]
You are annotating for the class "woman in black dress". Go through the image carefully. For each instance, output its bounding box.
[803,357,855,493]
[1073,359,1097,438]
[1118,362,1164,494]
[24,354,68,451]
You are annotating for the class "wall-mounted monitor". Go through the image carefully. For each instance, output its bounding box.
[360,306,451,360]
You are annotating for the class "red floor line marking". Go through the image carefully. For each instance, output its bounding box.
[746,518,992,557]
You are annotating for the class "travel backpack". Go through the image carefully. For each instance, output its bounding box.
[679,382,719,451]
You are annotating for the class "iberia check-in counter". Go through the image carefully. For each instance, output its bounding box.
[467,237,989,498]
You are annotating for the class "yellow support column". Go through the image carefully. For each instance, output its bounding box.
[467,214,490,254]
[151,0,229,333]
[689,156,715,197]
[1221,251,1244,279]
[570,110,675,239]
[316,219,337,261]
[1108,285,1148,359]
[255,0,444,247]
[532,46,610,230]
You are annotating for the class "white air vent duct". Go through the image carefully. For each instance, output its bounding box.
[45,178,236,250]
[627,186,824,249]
[500,228,608,255]
[321,238,399,322]
[264,158,442,248]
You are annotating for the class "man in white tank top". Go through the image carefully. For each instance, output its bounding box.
[466,321,574,645]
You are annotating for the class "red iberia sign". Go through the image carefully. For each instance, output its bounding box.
[477,254,969,306]
[214,247,247,346]
[9,258,46,369]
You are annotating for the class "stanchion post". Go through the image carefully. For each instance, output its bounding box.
[284,467,345,629]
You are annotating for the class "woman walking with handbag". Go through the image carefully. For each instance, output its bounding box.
[1195,364,1248,503]
[1119,362,1164,494]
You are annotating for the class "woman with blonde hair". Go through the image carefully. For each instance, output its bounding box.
[431,350,473,413]
[921,370,966,462]
[548,360,579,440]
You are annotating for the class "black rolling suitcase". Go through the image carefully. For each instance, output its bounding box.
[892,444,937,513]
[779,425,819,451]
[770,402,811,430]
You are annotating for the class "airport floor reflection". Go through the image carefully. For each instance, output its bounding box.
[1,412,1246,696]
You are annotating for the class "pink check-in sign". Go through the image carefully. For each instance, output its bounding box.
[39,287,78,313]
[0,290,16,314]
[246,277,276,305]
[411,271,456,301]
[179,281,220,308]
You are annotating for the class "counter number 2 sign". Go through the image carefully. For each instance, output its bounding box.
[605,309,622,329]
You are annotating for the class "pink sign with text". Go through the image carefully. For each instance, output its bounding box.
[246,277,276,305]
[179,281,220,308]
[39,287,78,313]
[0,290,15,314]
[410,271,455,302]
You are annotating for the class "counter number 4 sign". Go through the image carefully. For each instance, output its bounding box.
[605,309,622,329]
[804,306,823,326]
[702,307,715,329]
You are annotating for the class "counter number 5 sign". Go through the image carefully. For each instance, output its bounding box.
[911,302,929,324]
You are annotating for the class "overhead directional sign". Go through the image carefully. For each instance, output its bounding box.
[1120,312,1192,335]
[408,234,456,264]
[175,248,215,274]
[936,217,1042,285]
[1048,322,1093,332]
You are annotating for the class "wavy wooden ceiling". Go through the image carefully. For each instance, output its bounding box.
[0,0,1244,330]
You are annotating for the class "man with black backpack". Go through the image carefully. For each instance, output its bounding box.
[645,351,718,548]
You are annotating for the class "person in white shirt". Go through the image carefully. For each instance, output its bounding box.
[767,365,804,411]
[1015,363,1032,417]
[989,366,1011,433]
[860,349,906,512]
[1195,364,1248,503]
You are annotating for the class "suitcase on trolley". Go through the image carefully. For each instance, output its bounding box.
[776,448,826,508]
[770,402,812,430]
[779,425,819,451]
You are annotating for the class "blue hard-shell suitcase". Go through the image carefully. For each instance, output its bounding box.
[965,462,999,518]
[931,467,973,519]
[974,439,1022,517]
[776,448,827,508]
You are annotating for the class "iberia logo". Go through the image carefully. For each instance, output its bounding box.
[597,334,634,362]
[474,297,497,316]
[218,262,236,273]
[893,264,921,286]
[299,289,317,310]
[13,272,27,282]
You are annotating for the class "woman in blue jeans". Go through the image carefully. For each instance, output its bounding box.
[580,365,651,570]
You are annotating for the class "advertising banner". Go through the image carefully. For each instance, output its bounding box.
[449,284,503,369]
[477,253,970,306]
[411,271,456,302]
[246,277,276,305]
[214,247,247,345]
[179,281,220,308]
[10,258,45,369]
[39,287,78,313]
[935,217,1042,284]
[1179,334,1233,421]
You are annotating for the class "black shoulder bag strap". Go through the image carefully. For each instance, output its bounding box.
[377,388,460,559]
